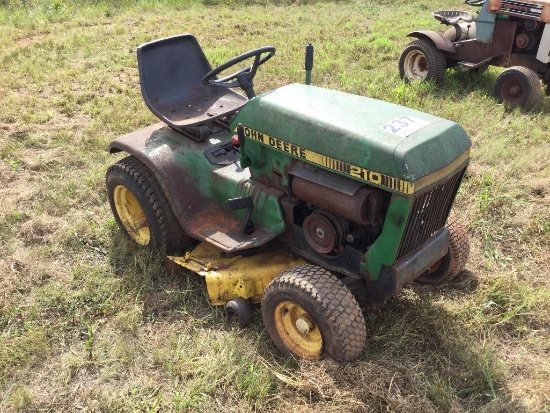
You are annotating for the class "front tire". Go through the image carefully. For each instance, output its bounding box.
[415,217,469,285]
[494,66,542,109]
[261,265,366,362]
[399,39,446,84]
[106,156,192,254]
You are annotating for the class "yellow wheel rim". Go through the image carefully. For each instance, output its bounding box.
[274,301,322,359]
[113,185,150,245]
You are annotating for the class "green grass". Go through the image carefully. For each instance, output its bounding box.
[1,0,549,412]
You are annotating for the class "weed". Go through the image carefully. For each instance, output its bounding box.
[481,346,497,400]
[82,321,97,360]
[479,170,496,212]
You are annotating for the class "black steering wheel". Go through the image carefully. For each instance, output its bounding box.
[202,46,275,98]
[464,0,485,6]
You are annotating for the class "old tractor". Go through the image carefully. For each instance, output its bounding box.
[106,34,471,362]
[399,0,550,108]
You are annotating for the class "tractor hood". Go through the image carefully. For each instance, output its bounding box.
[232,84,471,191]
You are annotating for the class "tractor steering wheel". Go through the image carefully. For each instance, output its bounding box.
[202,46,276,98]
[464,0,485,6]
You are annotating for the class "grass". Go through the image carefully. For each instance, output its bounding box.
[1,0,549,411]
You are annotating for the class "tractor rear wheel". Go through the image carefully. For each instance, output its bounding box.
[261,265,366,362]
[415,217,469,285]
[106,156,192,254]
[399,39,446,84]
[494,66,542,109]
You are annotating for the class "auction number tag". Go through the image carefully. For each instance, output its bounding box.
[382,116,430,137]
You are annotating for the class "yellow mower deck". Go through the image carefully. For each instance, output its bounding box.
[167,242,308,306]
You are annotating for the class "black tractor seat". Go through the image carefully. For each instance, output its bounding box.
[137,34,247,135]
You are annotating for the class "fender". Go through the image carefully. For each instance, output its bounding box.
[407,30,456,54]
[109,122,196,226]
[109,123,286,252]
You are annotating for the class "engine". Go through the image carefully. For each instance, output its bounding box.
[289,164,384,257]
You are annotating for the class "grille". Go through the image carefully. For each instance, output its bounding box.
[396,168,465,260]
[499,1,543,19]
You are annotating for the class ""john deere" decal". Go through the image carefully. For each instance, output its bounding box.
[242,126,415,195]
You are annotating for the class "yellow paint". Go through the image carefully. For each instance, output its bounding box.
[168,242,308,305]
[274,301,323,359]
[414,150,470,192]
[113,185,150,245]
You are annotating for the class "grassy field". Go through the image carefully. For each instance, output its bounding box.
[0,0,549,411]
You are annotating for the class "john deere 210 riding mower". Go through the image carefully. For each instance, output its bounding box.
[400,0,550,108]
[107,34,471,362]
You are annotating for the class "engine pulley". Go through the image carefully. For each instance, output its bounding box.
[515,33,531,49]
[303,211,346,255]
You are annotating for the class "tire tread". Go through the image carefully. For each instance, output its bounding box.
[494,66,542,109]
[106,156,191,253]
[399,39,446,84]
[262,265,366,362]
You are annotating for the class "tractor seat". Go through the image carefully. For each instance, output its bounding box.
[432,10,474,25]
[137,34,248,130]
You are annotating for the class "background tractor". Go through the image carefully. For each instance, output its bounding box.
[106,33,471,362]
[400,0,550,108]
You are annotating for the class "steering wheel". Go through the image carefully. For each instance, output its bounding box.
[464,0,485,6]
[202,46,275,98]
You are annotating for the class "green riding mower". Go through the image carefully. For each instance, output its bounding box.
[400,0,550,108]
[106,34,471,362]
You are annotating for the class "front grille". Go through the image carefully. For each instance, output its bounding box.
[499,1,543,19]
[396,168,465,260]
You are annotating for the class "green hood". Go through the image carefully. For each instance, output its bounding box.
[232,84,471,183]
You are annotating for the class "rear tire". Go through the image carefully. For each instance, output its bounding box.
[415,217,469,285]
[106,156,192,254]
[399,39,446,84]
[494,66,542,109]
[262,265,366,362]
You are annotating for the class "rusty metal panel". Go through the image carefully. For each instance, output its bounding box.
[289,161,363,196]
[453,21,517,65]
[110,123,286,253]
[509,53,547,71]
[407,30,456,53]
[363,228,450,314]
[291,176,381,226]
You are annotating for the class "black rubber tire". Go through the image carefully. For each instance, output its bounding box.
[261,265,366,362]
[494,66,542,109]
[225,297,252,327]
[415,217,470,285]
[399,39,446,84]
[106,156,192,254]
